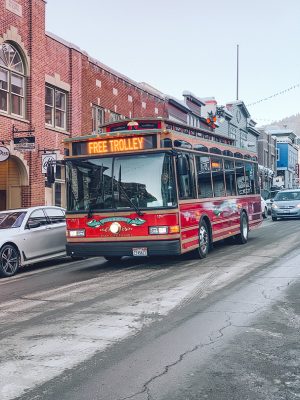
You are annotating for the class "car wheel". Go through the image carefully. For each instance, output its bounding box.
[235,212,248,244]
[0,244,20,278]
[194,220,210,259]
[263,207,268,219]
[104,256,122,262]
[272,216,277,221]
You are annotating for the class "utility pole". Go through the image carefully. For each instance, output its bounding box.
[236,44,239,101]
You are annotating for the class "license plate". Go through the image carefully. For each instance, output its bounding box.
[282,210,290,213]
[132,247,148,256]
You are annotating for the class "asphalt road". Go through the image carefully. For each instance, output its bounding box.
[0,218,299,400]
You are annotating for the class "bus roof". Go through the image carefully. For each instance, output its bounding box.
[64,117,258,160]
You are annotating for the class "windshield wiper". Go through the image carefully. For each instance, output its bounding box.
[116,180,144,216]
[87,204,94,219]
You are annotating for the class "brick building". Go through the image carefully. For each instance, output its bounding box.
[0,0,165,210]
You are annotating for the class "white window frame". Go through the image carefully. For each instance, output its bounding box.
[45,85,67,130]
[0,43,25,118]
[92,105,105,133]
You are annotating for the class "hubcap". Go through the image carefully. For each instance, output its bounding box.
[1,247,18,275]
[199,225,208,253]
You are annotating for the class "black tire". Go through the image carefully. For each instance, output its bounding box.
[272,216,277,221]
[194,220,210,259]
[263,207,268,219]
[104,256,122,262]
[235,212,248,244]
[0,244,20,278]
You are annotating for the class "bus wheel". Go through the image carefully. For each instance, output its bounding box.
[236,212,248,244]
[195,220,209,259]
[104,256,122,262]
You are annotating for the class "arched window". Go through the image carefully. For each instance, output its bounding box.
[0,43,25,117]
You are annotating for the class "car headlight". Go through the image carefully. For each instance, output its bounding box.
[271,203,278,209]
[296,204,300,209]
[68,229,85,237]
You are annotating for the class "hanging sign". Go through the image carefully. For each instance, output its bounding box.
[0,146,10,162]
[13,136,35,151]
[42,153,57,174]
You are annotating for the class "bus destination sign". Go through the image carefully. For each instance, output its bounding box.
[72,135,157,156]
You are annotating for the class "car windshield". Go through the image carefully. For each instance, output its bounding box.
[274,191,300,201]
[0,212,26,229]
[66,152,177,212]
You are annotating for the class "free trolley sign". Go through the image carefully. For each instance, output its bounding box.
[13,136,35,151]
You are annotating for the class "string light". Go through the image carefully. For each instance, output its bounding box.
[247,83,300,107]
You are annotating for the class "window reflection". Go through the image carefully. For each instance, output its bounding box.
[66,153,177,212]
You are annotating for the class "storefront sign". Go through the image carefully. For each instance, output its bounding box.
[0,146,10,162]
[42,153,57,174]
[6,0,22,17]
[13,136,35,151]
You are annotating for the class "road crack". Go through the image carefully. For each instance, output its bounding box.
[120,314,233,400]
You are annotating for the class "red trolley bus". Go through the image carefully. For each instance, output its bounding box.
[65,118,262,261]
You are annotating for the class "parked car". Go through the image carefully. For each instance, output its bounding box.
[0,206,66,277]
[261,197,268,219]
[263,189,280,214]
[271,189,300,221]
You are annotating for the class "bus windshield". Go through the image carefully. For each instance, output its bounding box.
[66,152,177,212]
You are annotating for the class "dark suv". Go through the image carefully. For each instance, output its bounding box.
[271,189,300,221]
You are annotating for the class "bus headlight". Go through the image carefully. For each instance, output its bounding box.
[148,226,180,235]
[68,229,86,237]
[149,226,168,235]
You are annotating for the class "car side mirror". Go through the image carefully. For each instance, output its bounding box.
[27,221,41,229]
[270,199,274,203]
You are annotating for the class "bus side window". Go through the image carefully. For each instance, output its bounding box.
[245,162,255,195]
[224,159,237,196]
[253,163,260,194]
[211,157,225,197]
[176,153,195,199]
[235,161,247,195]
[196,155,213,198]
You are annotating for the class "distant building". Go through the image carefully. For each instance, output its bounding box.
[257,129,277,191]
[201,99,260,153]
[266,129,299,188]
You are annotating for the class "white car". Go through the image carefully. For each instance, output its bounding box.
[0,206,66,278]
[261,196,268,219]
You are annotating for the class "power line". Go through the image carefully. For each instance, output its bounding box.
[246,83,300,107]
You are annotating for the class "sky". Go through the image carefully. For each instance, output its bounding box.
[45,0,300,126]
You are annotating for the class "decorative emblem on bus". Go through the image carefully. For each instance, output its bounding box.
[213,200,238,217]
[87,217,146,227]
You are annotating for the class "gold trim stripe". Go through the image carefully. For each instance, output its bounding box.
[182,236,198,244]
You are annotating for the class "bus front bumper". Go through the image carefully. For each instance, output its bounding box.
[66,240,181,258]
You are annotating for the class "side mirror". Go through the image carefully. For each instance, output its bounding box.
[27,221,41,229]
[270,199,274,203]
[177,156,188,175]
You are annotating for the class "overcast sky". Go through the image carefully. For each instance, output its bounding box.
[45,0,300,126]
